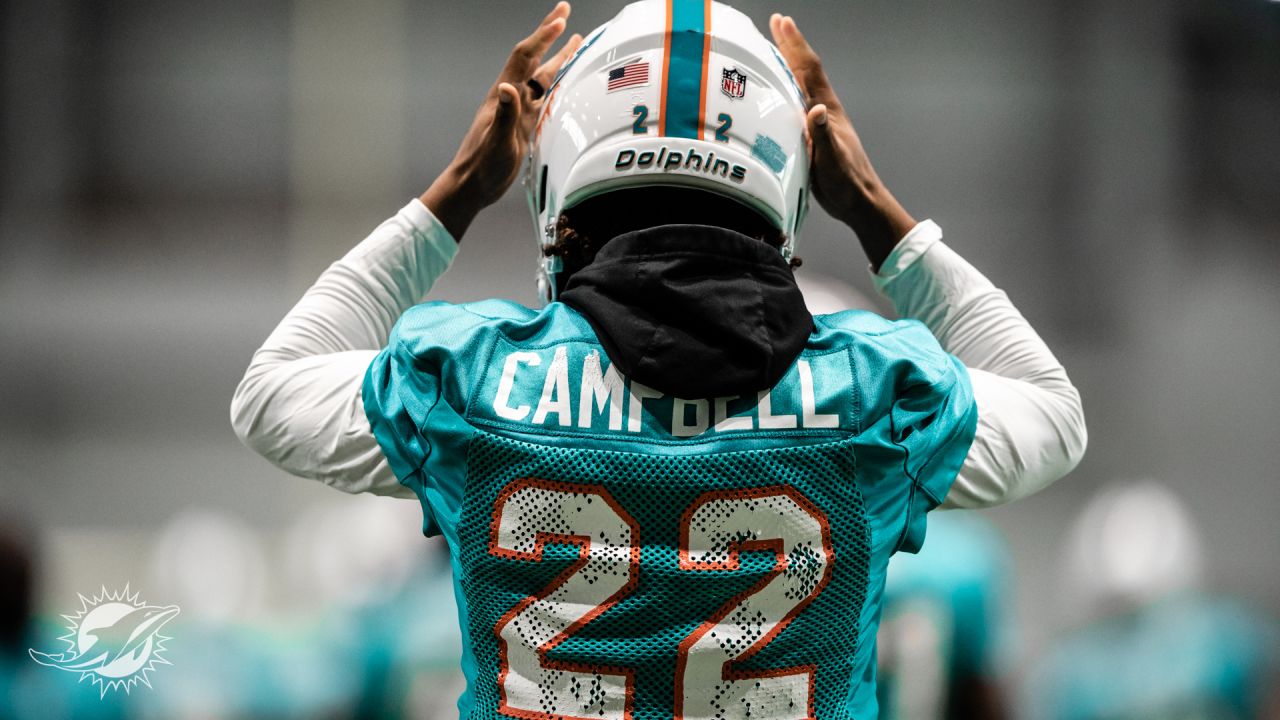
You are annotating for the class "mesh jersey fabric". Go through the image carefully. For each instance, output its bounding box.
[362,299,978,719]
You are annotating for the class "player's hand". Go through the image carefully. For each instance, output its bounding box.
[770,14,916,270]
[422,2,583,241]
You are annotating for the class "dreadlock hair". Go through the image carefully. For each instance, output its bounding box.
[543,186,800,295]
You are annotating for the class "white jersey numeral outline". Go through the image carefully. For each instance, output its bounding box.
[490,481,834,720]
[489,479,641,720]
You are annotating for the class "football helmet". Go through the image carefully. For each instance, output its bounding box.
[526,0,811,301]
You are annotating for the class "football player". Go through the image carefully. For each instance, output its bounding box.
[1029,482,1280,720]
[231,2,1087,717]
[876,512,1012,720]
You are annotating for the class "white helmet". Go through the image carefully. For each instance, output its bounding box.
[526,0,811,302]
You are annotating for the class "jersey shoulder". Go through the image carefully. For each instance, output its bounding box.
[364,300,592,517]
[388,300,592,359]
[813,308,978,551]
[813,308,903,335]
[811,309,965,410]
[813,309,951,370]
[391,298,533,346]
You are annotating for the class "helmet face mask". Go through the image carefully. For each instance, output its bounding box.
[526,0,811,303]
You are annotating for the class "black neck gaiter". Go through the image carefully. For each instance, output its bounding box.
[559,224,814,399]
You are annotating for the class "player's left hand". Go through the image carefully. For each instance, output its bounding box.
[422,2,583,241]
[769,13,915,270]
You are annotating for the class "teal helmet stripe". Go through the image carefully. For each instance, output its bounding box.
[660,0,711,139]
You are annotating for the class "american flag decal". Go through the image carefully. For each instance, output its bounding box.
[607,61,649,92]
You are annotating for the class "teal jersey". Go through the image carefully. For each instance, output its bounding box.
[1,626,131,720]
[363,300,977,720]
[1031,596,1279,720]
[876,513,1011,719]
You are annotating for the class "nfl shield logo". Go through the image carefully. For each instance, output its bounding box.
[721,67,747,99]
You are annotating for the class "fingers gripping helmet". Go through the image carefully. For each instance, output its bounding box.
[526,0,811,302]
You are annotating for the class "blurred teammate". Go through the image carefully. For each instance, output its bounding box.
[876,512,1012,720]
[1029,482,1280,720]
[0,523,127,719]
[232,2,1086,717]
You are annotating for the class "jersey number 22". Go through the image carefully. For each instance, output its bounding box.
[489,479,835,720]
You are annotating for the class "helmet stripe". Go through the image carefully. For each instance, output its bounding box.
[659,0,711,139]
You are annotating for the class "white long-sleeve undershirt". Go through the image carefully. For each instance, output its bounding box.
[873,220,1086,508]
[231,199,456,498]
[230,200,1085,507]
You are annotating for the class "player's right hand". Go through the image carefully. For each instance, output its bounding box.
[422,2,583,241]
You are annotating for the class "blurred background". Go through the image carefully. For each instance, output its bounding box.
[2,0,1278,717]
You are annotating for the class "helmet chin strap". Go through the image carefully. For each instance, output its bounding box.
[538,254,564,304]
